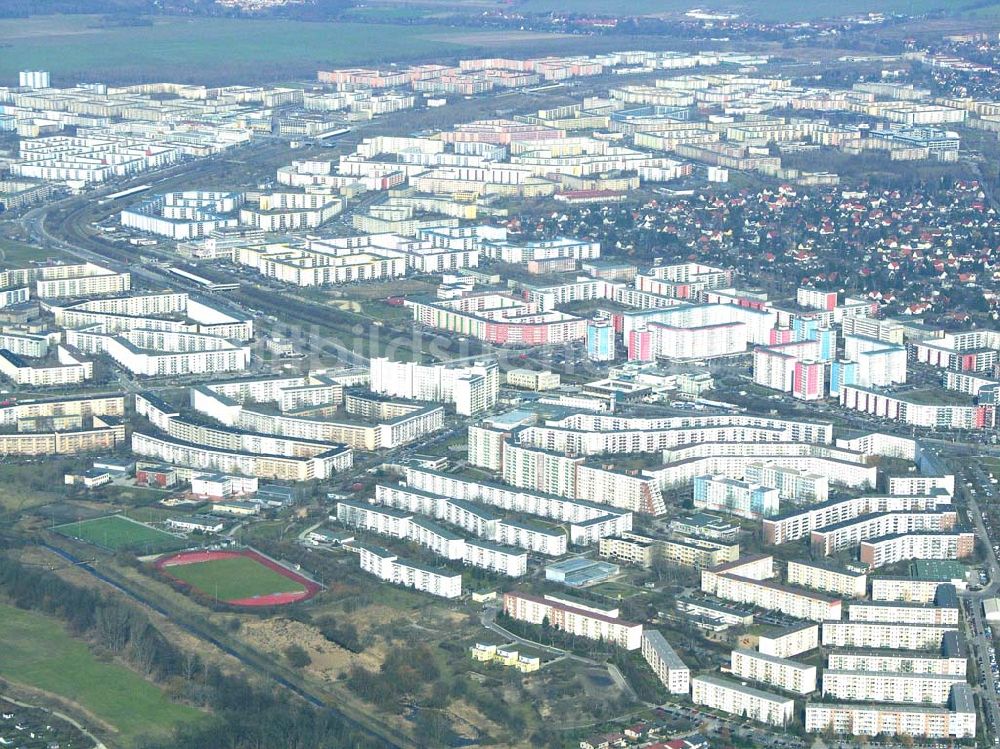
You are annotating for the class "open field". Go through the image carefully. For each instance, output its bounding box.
[0,603,205,747]
[53,514,188,553]
[0,237,72,266]
[0,15,575,85]
[514,0,1000,20]
[157,549,319,606]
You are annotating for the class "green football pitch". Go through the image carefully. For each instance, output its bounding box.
[164,556,307,602]
[54,515,188,553]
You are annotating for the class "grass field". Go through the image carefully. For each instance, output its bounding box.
[0,15,573,85]
[53,515,188,553]
[0,238,71,266]
[0,603,204,747]
[164,555,307,602]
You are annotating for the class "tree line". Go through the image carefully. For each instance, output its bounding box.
[0,545,388,749]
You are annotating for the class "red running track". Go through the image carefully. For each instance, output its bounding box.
[155,548,321,607]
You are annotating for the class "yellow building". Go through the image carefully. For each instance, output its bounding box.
[470,643,541,673]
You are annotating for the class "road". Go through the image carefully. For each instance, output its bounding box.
[953,457,1000,743]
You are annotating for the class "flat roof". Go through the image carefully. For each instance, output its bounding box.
[692,674,793,705]
[732,648,813,670]
[505,590,639,628]
[642,629,687,670]
[338,499,412,519]
[911,559,968,581]
[788,558,867,577]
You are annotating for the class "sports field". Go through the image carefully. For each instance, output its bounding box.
[53,515,188,553]
[156,549,320,606]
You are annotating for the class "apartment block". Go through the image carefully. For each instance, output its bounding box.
[641,629,689,694]
[848,599,959,626]
[503,591,642,650]
[730,648,817,695]
[690,674,794,727]
[757,622,820,659]
[763,493,949,545]
[821,622,957,651]
[821,669,965,705]
[356,543,462,599]
[370,357,499,416]
[826,650,967,677]
[786,559,867,598]
[871,577,952,603]
[805,686,976,739]
[810,510,958,556]
[859,531,974,569]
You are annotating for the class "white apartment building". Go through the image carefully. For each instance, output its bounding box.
[744,461,828,503]
[337,500,413,539]
[401,466,632,544]
[805,688,976,739]
[463,539,528,577]
[692,474,780,520]
[0,347,92,387]
[786,560,868,598]
[337,499,526,576]
[25,262,130,298]
[370,357,499,416]
[821,622,957,651]
[840,385,994,430]
[709,574,842,622]
[131,431,352,481]
[647,449,876,497]
[495,519,566,556]
[821,669,965,705]
[356,543,462,599]
[120,191,242,240]
[239,191,343,232]
[67,328,250,377]
[826,650,967,676]
[757,622,820,659]
[691,674,794,727]
[763,493,949,545]
[860,531,974,569]
[641,629,689,694]
[730,648,817,695]
[810,510,958,556]
[887,474,956,497]
[503,591,642,650]
[236,242,407,286]
[0,332,49,358]
[512,411,833,456]
[848,601,959,626]
[871,577,954,603]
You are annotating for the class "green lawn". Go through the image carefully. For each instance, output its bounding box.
[0,603,205,747]
[0,238,70,267]
[165,556,305,601]
[53,515,188,553]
